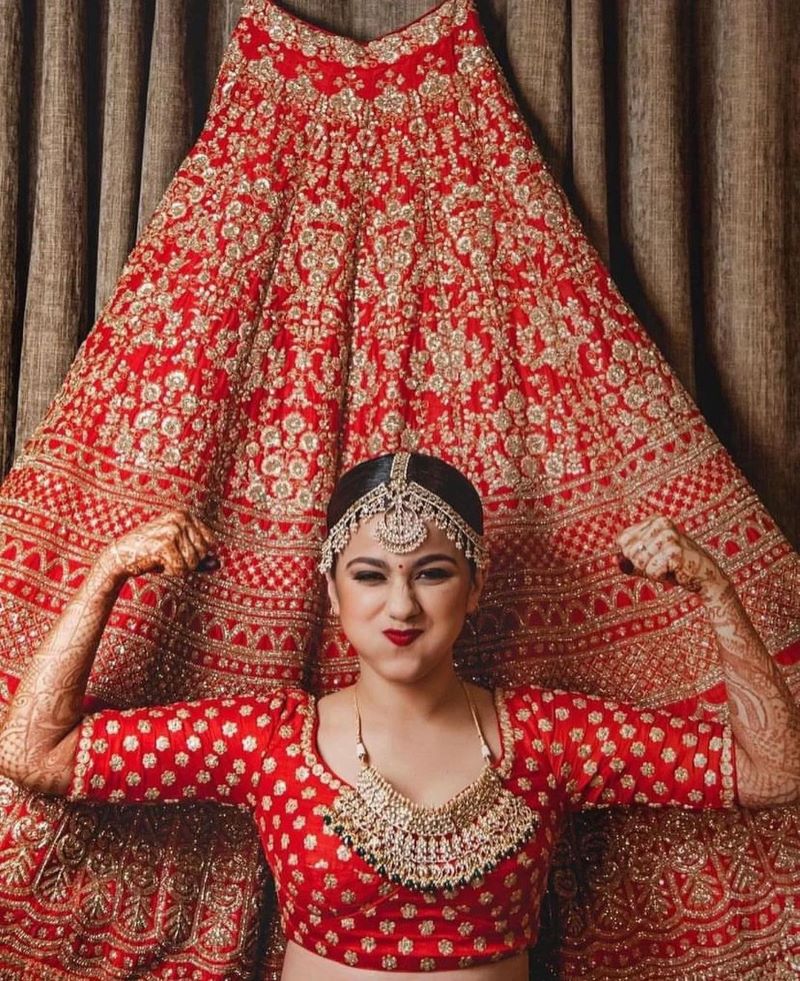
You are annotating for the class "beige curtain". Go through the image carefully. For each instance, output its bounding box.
[1,0,796,549]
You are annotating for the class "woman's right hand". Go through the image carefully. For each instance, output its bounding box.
[93,510,218,583]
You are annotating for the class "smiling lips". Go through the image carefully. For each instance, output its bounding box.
[383,629,423,647]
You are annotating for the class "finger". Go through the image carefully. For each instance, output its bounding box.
[644,551,675,581]
[174,530,203,570]
[165,509,207,548]
[617,519,649,550]
[182,522,210,560]
[637,526,681,564]
[618,554,636,576]
[181,514,217,553]
[163,509,191,532]
[619,552,651,579]
[648,527,680,551]
[194,517,218,548]
[635,531,678,566]
[158,542,190,576]
[619,538,641,566]
[651,543,686,584]
[182,518,220,573]
[652,541,688,582]
[618,514,668,550]
[638,517,674,550]
[619,527,646,558]
[624,540,653,572]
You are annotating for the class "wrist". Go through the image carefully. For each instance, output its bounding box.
[86,551,128,593]
[697,570,733,603]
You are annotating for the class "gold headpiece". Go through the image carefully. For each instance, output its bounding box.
[319,453,488,573]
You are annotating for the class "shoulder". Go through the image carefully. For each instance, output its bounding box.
[463,682,503,760]
[498,683,559,715]
[251,684,311,717]
[499,684,681,739]
[501,683,634,713]
[315,685,357,750]
[498,683,627,737]
[316,685,352,714]
[195,685,311,734]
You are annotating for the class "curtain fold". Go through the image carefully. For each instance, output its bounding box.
[0,0,22,476]
[615,0,695,387]
[94,1,152,314]
[569,0,609,261]
[694,0,794,536]
[15,0,87,450]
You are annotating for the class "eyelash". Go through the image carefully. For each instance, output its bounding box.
[352,568,452,583]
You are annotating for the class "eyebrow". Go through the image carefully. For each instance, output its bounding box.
[345,553,458,571]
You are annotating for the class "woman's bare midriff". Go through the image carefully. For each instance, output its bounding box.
[281,941,530,980]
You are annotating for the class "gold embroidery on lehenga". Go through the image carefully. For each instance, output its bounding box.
[242,0,470,68]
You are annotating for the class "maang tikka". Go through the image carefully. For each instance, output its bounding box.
[319,453,488,573]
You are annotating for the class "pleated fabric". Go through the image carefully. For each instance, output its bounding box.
[0,0,798,977]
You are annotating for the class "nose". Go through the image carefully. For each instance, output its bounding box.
[385,576,420,622]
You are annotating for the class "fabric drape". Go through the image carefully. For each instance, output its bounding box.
[4,0,796,545]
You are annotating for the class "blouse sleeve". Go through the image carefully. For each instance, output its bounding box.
[519,686,737,812]
[67,689,292,810]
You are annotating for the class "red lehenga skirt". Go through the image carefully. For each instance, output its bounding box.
[1,0,798,977]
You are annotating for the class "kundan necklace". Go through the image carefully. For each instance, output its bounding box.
[323,682,539,893]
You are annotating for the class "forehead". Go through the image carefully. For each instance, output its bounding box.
[340,516,463,564]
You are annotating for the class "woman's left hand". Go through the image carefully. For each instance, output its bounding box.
[617,516,727,595]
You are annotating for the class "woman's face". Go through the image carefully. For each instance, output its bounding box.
[326,516,484,685]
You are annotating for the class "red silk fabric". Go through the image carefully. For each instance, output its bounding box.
[0,0,798,976]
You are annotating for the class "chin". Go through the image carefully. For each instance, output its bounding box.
[367,651,448,685]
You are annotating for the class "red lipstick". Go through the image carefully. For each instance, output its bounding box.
[383,629,423,647]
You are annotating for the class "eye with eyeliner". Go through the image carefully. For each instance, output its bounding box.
[350,566,453,583]
[416,567,452,581]
[352,570,385,582]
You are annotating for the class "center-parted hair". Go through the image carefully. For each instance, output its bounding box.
[326,452,484,544]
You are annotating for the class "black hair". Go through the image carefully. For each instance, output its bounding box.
[326,451,484,542]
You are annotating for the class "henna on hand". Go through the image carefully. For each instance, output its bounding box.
[0,510,217,796]
[618,515,800,807]
[617,515,724,594]
[702,580,800,807]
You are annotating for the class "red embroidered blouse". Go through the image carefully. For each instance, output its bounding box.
[68,686,736,972]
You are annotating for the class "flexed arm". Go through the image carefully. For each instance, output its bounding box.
[0,511,216,796]
[619,517,800,808]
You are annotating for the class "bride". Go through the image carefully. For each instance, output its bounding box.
[0,451,796,979]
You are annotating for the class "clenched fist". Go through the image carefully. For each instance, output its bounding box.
[94,510,218,583]
[617,515,727,596]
